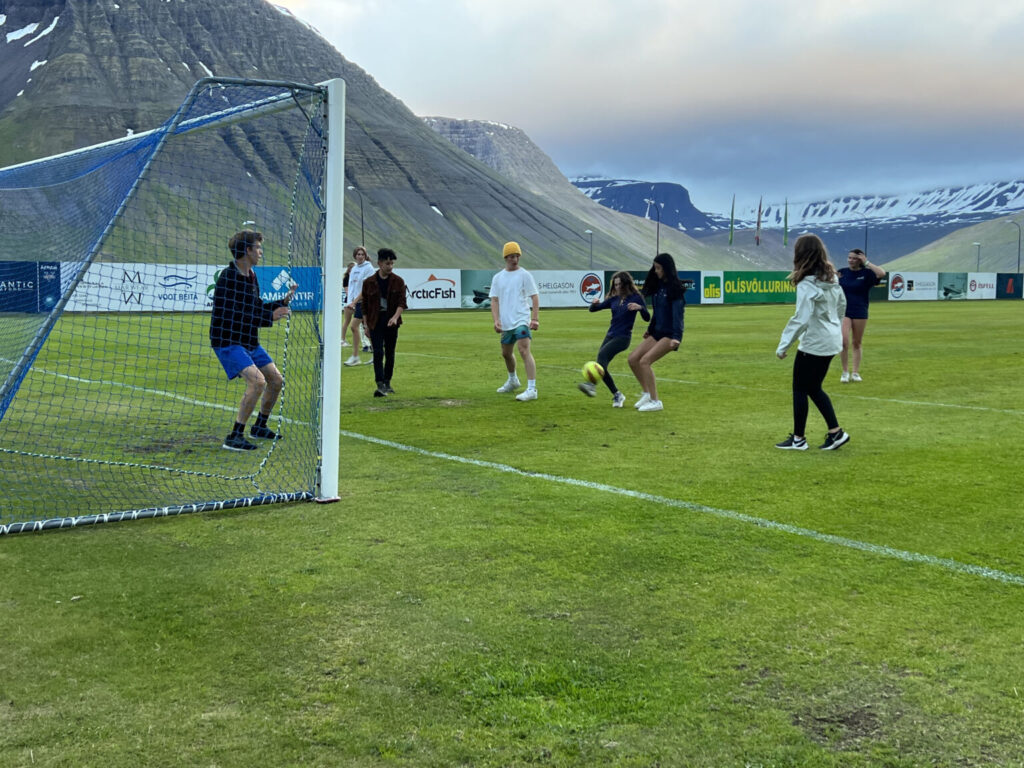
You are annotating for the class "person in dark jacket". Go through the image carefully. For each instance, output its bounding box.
[579,271,650,407]
[627,253,685,412]
[360,248,407,397]
[210,230,294,451]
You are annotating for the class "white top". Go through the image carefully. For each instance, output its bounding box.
[347,260,375,307]
[776,275,847,357]
[489,268,538,329]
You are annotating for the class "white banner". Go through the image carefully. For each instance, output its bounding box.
[400,268,462,310]
[64,262,219,312]
[966,273,997,300]
[533,270,604,307]
[888,272,938,301]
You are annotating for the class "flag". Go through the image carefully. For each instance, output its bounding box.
[783,198,789,247]
[728,194,735,245]
[755,196,762,246]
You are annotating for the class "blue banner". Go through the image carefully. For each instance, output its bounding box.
[0,262,60,313]
[254,265,322,311]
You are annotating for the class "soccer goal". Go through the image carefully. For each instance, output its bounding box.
[0,77,345,534]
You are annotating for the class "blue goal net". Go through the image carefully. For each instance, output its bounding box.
[0,78,332,534]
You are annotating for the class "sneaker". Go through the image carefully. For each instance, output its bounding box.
[638,399,663,412]
[819,429,850,450]
[341,340,351,348]
[496,378,520,393]
[250,424,280,440]
[775,434,808,450]
[612,392,626,408]
[634,392,651,410]
[840,371,850,383]
[850,372,862,382]
[222,432,257,451]
[362,343,372,353]
[515,388,538,401]
[373,382,387,397]
[343,355,361,367]
[577,381,596,397]
[363,357,374,366]
[383,382,395,394]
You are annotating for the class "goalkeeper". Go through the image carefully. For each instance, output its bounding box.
[210,229,295,451]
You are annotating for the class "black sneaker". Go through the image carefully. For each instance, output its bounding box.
[250,424,280,440]
[383,382,395,394]
[775,434,808,451]
[374,382,387,397]
[819,429,850,450]
[223,432,257,451]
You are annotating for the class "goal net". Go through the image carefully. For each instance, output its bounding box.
[0,78,344,534]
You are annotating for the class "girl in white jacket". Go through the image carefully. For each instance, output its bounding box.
[775,234,850,451]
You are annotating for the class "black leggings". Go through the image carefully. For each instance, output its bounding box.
[792,350,839,436]
[596,335,631,394]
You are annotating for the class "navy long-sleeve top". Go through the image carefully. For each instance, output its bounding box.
[647,285,685,341]
[209,262,287,349]
[589,291,650,339]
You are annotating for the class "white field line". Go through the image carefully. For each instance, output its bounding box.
[399,352,1024,416]
[341,429,1024,588]
[10,359,1024,586]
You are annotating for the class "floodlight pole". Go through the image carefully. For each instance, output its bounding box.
[584,229,593,269]
[347,184,364,246]
[972,242,981,271]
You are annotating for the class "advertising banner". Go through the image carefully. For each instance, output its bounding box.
[965,273,997,300]
[533,270,604,307]
[0,261,60,313]
[606,269,702,304]
[938,272,967,300]
[996,273,1023,299]
[64,263,322,312]
[701,271,724,304]
[888,272,938,301]
[723,271,795,304]
[400,269,461,310]
[461,269,495,310]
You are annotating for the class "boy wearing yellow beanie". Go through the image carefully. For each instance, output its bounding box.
[490,241,540,401]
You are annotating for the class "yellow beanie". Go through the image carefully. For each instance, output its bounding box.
[502,241,521,258]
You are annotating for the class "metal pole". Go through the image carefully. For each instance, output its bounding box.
[973,242,981,271]
[644,198,661,256]
[1009,221,1021,274]
[584,229,593,269]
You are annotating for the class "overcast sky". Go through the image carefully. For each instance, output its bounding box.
[273,0,1024,214]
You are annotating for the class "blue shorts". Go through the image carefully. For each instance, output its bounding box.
[353,301,363,320]
[501,325,532,345]
[214,344,273,380]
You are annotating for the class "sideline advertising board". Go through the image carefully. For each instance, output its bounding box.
[996,273,1023,299]
[965,273,997,300]
[0,262,60,313]
[701,271,724,304]
[888,272,937,301]
[401,269,461,310]
[534,271,604,307]
[723,271,794,304]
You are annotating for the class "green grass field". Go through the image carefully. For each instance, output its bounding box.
[2,300,1024,767]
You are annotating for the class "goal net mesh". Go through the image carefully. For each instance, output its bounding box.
[0,79,329,534]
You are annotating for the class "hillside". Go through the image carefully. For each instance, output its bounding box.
[0,0,691,269]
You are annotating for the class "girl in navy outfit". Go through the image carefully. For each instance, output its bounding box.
[628,253,686,412]
[579,271,650,407]
[837,248,886,382]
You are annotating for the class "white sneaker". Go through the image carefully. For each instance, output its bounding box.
[638,399,663,412]
[341,340,351,348]
[343,355,360,366]
[577,382,596,397]
[362,343,372,353]
[612,392,626,408]
[496,378,520,393]
[634,392,651,410]
[851,372,862,382]
[840,371,850,383]
[515,388,538,401]
[363,357,374,365]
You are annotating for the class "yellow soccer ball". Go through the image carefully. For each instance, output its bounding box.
[582,361,605,384]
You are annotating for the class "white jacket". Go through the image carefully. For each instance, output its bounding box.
[776,275,846,357]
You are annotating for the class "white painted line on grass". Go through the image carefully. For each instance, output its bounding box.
[342,429,1024,588]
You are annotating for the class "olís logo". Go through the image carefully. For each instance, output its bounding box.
[409,274,456,300]
[890,274,905,298]
[703,275,722,299]
[579,273,603,303]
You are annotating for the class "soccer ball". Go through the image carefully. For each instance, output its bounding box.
[582,361,605,384]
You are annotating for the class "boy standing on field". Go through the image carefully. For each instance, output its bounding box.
[490,241,540,401]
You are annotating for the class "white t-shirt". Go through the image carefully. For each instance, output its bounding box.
[347,260,375,307]
[489,268,538,329]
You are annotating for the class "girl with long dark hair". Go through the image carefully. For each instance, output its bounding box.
[579,271,650,407]
[628,253,685,412]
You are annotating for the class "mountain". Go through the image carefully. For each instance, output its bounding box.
[422,117,764,269]
[575,175,1024,266]
[0,0,703,269]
